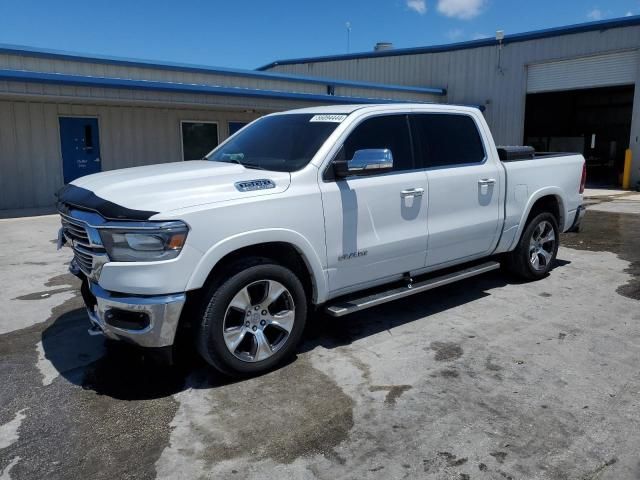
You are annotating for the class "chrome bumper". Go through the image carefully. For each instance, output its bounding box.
[73,263,186,348]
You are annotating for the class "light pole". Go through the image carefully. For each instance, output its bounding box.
[346,21,352,53]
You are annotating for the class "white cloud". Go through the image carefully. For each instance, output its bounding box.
[625,11,633,17]
[472,33,490,40]
[437,0,485,19]
[407,0,427,15]
[587,8,603,20]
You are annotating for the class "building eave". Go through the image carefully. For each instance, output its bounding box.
[0,69,435,104]
[257,15,640,70]
[0,43,445,96]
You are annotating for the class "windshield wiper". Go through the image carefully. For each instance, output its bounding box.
[213,158,267,170]
[240,162,267,171]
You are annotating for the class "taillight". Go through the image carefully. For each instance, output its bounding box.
[579,162,586,194]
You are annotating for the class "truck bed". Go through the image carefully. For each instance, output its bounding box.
[497,151,585,253]
[497,145,578,162]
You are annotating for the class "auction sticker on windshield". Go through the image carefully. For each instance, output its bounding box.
[309,114,347,123]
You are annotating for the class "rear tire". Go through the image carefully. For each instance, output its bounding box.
[505,212,559,280]
[196,258,307,377]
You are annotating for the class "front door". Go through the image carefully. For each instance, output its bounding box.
[59,117,101,183]
[320,114,429,294]
[410,113,502,267]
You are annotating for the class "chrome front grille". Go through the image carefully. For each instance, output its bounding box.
[59,210,108,279]
[61,214,91,247]
[73,245,95,276]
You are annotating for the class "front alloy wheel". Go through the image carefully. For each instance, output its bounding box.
[197,260,307,376]
[223,280,295,362]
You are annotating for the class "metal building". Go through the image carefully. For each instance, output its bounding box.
[0,45,444,211]
[261,16,640,188]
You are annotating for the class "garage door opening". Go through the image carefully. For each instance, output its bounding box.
[524,85,634,186]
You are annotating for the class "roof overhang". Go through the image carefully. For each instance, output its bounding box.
[0,69,437,104]
[0,43,445,96]
[258,15,640,70]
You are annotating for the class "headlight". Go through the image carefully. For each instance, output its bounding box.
[99,222,188,262]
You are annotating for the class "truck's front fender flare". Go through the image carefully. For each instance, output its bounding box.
[186,229,328,304]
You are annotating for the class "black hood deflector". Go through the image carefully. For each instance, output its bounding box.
[56,184,158,221]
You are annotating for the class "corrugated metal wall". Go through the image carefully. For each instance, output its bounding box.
[0,48,443,211]
[0,52,442,104]
[526,50,638,93]
[0,99,260,210]
[267,25,640,146]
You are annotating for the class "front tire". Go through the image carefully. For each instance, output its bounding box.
[505,212,559,280]
[197,259,307,376]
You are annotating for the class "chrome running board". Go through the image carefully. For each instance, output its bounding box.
[325,261,501,317]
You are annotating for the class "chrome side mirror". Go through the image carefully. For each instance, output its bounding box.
[334,149,394,177]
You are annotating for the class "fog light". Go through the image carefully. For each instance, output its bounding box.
[104,308,151,331]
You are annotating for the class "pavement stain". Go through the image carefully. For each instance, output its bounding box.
[189,358,354,466]
[438,368,460,379]
[369,384,412,405]
[485,355,503,372]
[430,341,463,361]
[490,451,508,463]
[581,457,618,479]
[563,209,640,300]
[12,273,77,301]
[0,274,182,480]
[423,451,470,475]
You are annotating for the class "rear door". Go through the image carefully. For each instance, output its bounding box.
[410,112,502,268]
[320,114,429,294]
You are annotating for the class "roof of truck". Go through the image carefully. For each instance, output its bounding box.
[281,103,482,115]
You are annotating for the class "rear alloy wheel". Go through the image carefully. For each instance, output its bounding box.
[528,220,556,272]
[505,212,559,280]
[197,260,307,376]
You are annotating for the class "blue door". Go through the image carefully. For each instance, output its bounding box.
[59,117,101,183]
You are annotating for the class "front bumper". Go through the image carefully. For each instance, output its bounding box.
[73,262,186,348]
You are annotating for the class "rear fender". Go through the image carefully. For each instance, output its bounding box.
[508,187,566,251]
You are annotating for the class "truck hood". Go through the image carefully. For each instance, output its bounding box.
[67,161,291,216]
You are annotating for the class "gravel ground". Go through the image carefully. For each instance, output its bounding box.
[0,201,639,480]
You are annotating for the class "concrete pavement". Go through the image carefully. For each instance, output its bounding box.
[1,200,639,480]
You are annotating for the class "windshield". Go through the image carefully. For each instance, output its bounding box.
[207,113,343,172]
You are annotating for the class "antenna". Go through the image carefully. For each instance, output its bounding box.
[346,21,352,53]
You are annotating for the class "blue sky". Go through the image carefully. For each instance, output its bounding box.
[0,0,638,70]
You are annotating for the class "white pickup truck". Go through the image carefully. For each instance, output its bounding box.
[57,103,586,376]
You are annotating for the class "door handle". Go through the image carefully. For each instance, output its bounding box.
[400,188,424,198]
[478,178,496,185]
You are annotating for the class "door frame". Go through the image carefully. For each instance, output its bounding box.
[316,110,430,295]
[57,114,102,184]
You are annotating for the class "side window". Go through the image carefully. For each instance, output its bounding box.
[410,114,485,168]
[341,115,414,172]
